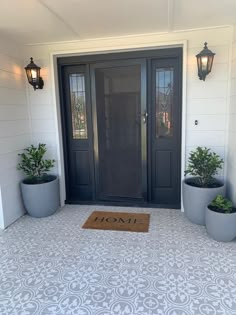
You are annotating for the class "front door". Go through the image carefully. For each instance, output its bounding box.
[58,48,182,207]
[91,60,147,202]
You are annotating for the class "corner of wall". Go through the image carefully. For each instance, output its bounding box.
[0,35,30,228]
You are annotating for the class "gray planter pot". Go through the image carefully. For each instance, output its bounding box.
[182,178,225,225]
[21,176,60,218]
[206,206,236,242]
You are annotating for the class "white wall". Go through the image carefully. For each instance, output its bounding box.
[23,26,232,205]
[227,25,236,204]
[0,36,30,228]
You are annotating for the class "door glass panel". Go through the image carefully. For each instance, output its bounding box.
[69,73,87,139]
[95,65,142,199]
[156,68,174,138]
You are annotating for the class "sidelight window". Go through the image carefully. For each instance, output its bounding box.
[69,73,88,139]
[156,68,174,138]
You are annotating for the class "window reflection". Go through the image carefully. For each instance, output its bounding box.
[156,68,174,138]
[69,73,87,139]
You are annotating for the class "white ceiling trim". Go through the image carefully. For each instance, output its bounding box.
[172,24,232,34]
[38,0,80,37]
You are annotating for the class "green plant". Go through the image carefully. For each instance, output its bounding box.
[185,146,223,187]
[18,143,55,183]
[210,195,233,213]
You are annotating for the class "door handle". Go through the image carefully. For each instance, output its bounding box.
[142,111,148,123]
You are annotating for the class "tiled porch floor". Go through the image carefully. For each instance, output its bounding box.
[0,205,235,315]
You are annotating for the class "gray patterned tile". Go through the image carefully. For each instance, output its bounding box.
[0,205,235,314]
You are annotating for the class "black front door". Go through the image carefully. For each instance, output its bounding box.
[91,60,147,202]
[58,48,182,207]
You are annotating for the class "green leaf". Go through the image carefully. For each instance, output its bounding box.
[185,146,223,187]
[17,143,55,182]
[210,195,233,213]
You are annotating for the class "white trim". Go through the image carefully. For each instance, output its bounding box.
[181,41,188,212]
[50,40,187,209]
[50,54,66,206]
[224,26,234,186]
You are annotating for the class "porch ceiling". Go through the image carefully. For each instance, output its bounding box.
[1,0,236,45]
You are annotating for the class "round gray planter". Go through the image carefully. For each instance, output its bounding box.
[21,176,60,218]
[182,178,225,225]
[206,206,236,242]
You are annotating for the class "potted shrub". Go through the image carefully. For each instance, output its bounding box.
[206,195,236,242]
[183,147,225,225]
[18,143,60,218]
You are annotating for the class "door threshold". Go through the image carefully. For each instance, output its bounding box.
[66,200,180,210]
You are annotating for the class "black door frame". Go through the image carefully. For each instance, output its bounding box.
[58,47,183,208]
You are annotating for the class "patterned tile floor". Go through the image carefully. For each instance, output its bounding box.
[0,205,236,315]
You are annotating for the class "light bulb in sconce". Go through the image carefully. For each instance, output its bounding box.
[31,69,37,80]
[201,57,208,71]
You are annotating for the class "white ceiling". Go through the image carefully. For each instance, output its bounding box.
[1,0,236,45]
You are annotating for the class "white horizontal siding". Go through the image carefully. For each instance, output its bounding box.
[186,130,226,147]
[230,95,236,113]
[187,81,228,99]
[0,37,30,229]
[0,87,27,105]
[0,120,30,138]
[31,119,56,134]
[30,104,55,120]
[187,98,227,115]
[31,132,58,148]
[1,183,25,228]
[186,115,226,131]
[28,90,53,106]
[0,134,30,155]
[0,104,28,120]
[0,151,23,172]
[230,77,236,96]
[0,71,25,90]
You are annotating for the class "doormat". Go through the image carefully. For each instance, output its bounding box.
[82,211,150,232]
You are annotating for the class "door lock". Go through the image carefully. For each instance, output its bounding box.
[142,111,148,123]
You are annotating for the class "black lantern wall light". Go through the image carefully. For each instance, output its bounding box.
[25,57,44,90]
[196,42,215,81]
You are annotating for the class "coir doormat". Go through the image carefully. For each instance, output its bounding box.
[82,211,150,232]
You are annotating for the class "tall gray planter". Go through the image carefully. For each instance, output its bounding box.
[182,178,225,225]
[21,176,60,218]
[205,207,236,242]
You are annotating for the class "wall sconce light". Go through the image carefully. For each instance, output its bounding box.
[24,57,44,90]
[196,42,215,81]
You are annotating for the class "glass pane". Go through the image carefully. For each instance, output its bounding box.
[95,65,142,198]
[156,68,174,138]
[69,73,87,139]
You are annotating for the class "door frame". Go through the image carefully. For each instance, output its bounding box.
[53,41,187,210]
